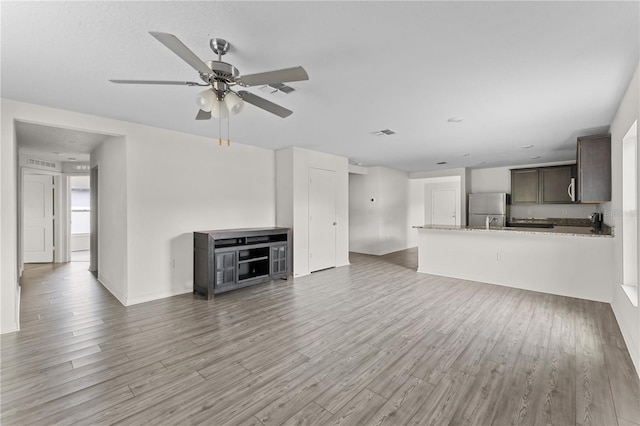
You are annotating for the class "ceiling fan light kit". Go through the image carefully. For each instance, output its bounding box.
[110,32,309,145]
[195,89,244,118]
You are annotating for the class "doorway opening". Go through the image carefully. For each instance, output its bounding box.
[70,175,91,262]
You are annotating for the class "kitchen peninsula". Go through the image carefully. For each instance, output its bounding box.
[415,223,613,302]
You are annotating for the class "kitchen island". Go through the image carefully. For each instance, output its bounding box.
[415,224,614,302]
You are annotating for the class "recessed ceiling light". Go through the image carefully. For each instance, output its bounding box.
[436,161,447,165]
[460,153,470,157]
[521,145,534,149]
[478,161,487,165]
[356,162,363,166]
[531,156,541,160]
[447,117,463,123]
[67,158,77,161]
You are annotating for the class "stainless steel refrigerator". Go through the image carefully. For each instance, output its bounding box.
[468,193,510,227]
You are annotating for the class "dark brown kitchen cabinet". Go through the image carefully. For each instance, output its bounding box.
[577,134,611,203]
[193,228,291,299]
[540,165,575,203]
[511,168,539,204]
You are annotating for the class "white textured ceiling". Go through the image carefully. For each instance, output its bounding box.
[15,121,112,162]
[2,1,638,172]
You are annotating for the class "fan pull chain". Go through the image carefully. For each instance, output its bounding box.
[218,113,222,146]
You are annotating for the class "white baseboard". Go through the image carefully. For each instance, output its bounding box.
[126,287,192,306]
[1,284,20,334]
[612,300,640,379]
[97,275,128,306]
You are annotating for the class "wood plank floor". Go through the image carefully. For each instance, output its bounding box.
[2,249,639,425]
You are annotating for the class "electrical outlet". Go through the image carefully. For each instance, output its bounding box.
[171,259,175,269]
[496,252,504,261]
[562,208,568,215]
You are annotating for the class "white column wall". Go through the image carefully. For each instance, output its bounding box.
[276,147,349,277]
[603,63,640,376]
[1,103,19,333]
[91,136,128,304]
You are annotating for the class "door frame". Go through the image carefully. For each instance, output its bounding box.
[19,167,70,268]
[423,177,462,226]
[308,166,337,272]
[89,165,99,273]
[431,187,458,225]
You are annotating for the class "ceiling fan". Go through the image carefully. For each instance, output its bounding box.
[110,31,309,119]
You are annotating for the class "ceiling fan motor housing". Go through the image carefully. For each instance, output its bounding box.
[202,60,240,85]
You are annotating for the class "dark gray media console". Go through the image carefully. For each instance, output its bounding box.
[193,227,291,299]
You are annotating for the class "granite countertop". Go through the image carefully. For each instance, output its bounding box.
[414,223,613,238]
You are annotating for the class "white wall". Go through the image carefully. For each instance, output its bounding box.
[276,147,349,276]
[349,171,380,254]
[417,228,613,303]
[1,103,19,333]
[92,136,128,304]
[349,167,408,255]
[604,63,640,376]
[1,99,276,326]
[471,163,598,219]
[125,127,275,305]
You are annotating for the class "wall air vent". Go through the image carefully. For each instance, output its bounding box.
[371,129,397,136]
[27,158,57,169]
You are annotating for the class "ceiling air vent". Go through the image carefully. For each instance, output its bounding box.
[371,129,397,136]
[27,158,57,169]
[260,83,296,96]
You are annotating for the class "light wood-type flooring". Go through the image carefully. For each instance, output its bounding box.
[1,249,639,425]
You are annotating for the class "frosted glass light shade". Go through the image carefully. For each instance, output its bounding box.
[224,92,244,115]
[195,89,216,112]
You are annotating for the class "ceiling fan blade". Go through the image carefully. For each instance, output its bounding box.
[149,31,212,75]
[109,79,207,86]
[195,109,211,120]
[237,66,309,87]
[237,91,293,118]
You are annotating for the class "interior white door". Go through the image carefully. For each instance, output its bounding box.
[431,188,457,225]
[23,174,54,263]
[309,167,336,272]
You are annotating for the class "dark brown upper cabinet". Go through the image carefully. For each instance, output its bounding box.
[540,165,576,204]
[511,165,576,205]
[511,168,539,204]
[577,134,611,203]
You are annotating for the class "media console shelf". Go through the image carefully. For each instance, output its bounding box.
[193,227,291,299]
